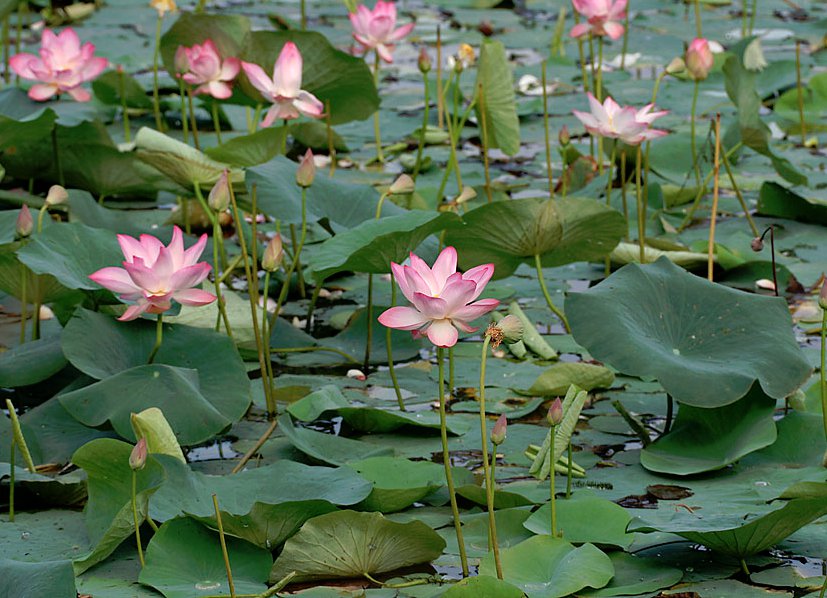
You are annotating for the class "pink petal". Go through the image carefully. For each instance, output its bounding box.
[89,266,140,294]
[377,306,429,330]
[220,57,241,81]
[408,252,439,294]
[274,42,303,98]
[117,302,151,321]
[173,288,216,306]
[9,53,42,80]
[603,21,625,40]
[376,43,394,64]
[167,226,185,268]
[241,61,276,97]
[294,90,324,119]
[411,292,448,319]
[452,298,500,322]
[182,232,208,266]
[169,262,212,291]
[28,84,58,101]
[117,233,145,262]
[123,259,162,293]
[439,278,477,314]
[426,319,458,348]
[66,87,91,102]
[207,81,233,99]
[461,263,494,300]
[388,22,414,42]
[570,23,590,38]
[391,262,415,303]
[431,246,458,289]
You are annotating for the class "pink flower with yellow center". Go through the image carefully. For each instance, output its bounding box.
[572,92,668,145]
[179,40,241,100]
[350,0,415,64]
[570,0,627,40]
[378,247,499,348]
[89,226,216,321]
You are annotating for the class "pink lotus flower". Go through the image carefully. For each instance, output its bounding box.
[572,92,668,145]
[241,42,324,127]
[570,0,627,40]
[378,247,499,348]
[89,226,216,321]
[10,28,108,102]
[179,40,241,100]
[350,1,415,63]
[686,38,714,81]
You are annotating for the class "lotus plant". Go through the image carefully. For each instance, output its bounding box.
[10,28,107,102]
[349,0,415,162]
[379,246,498,577]
[573,93,668,263]
[89,226,216,363]
[241,42,324,131]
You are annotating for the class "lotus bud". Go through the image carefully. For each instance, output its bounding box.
[347,368,366,381]
[491,414,507,446]
[547,398,564,426]
[498,314,524,344]
[455,186,477,204]
[16,205,33,238]
[129,437,148,470]
[685,38,713,81]
[418,48,432,74]
[262,234,284,272]
[558,125,570,146]
[173,46,189,75]
[744,38,767,72]
[45,185,68,206]
[296,149,316,188]
[819,278,827,311]
[665,57,685,76]
[389,174,415,195]
[208,170,231,212]
[750,237,764,252]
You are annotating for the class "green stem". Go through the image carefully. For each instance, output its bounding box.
[604,143,616,277]
[268,188,307,332]
[270,345,358,363]
[479,336,503,579]
[387,276,406,411]
[8,440,14,521]
[132,471,145,568]
[620,149,629,238]
[212,494,236,598]
[305,283,321,333]
[289,223,305,298]
[147,314,164,364]
[52,125,64,187]
[664,394,674,434]
[741,0,748,38]
[152,15,164,131]
[720,144,759,237]
[795,41,807,146]
[437,347,468,577]
[19,266,27,344]
[740,558,750,576]
[212,102,223,145]
[373,50,384,163]
[448,347,455,398]
[412,71,430,181]
[188,87,200,150]
[533,253,570,333]
[364,273,373,371]
[478,83,493,203]
[542,61,554,199]
[573,13,588,92]
[178,78,189,144]
[694,0,702,37]
[748,0,756,35]
[117,67,131,142]
[690,80,702,189]
[549,423,558,537]
[300,0,306,29]
[635,143,645,263]
[2,17,9,85]
[566,442,573,498]
[212,219,233,338]
[820,310,827,446]
[678,142,742,231]
[620,2,630,70]
[596,36,604,176]
[262,270,275,399]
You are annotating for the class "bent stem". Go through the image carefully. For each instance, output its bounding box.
[534,253,570,333]
[212,494,236,598]
[707,114,721,282]
[721,148,759,237]
[132,470,145,567]
[147,314,164,364]
[437,347,468,577]
[152,14,164,131]
[373,50,384,163]
[412,70,430,181]
[479,336,503,579]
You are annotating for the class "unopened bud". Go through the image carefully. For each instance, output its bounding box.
[491,414,507,446]
[347,368,366,381]
[547,398,563,426]
[750,237,763,252]
[208,170,231,212]
[389,174,415,195]
[455,186,477,204]
[16,205,33,238]
[558,125,570,146]
[665,57,686,76]
[418,48,432,73]
[819,278,827,311]
[262,234,284,272]
[296,149,316,188]
[685,38,713,81]
[45,185,68,206]
[129,437,148,470]
[498,314,524,344]
[174,46,189,74]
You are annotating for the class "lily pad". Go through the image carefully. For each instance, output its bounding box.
[579,552,683,597]
[475,39,520,156]
[523,494,635,549]
[567,257,811,408]
[0,559,77,598]
[346,456,445,513]
[443,575,525,598]
[527,362,615,396]
[278,413,393,466]
[269,510,446,583]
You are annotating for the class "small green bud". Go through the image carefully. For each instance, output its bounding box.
[208,170,231,212]
[418,48,432,73]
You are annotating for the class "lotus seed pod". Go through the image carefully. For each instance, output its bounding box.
[498,314,525,344]
[750,237,764,252]
[389,174,415,195]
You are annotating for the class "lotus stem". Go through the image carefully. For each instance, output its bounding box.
[270,345,358,363]
[448,346,455,397]
[2,17,9,85]
[741,0,748,38]
[436,25,444,129]
[817,573,826,598]
[386,281,406,411]
[489,448,497,543]
[437,347,469,577]
[479,335,503,579]
[690,80,702,189]
[694,0,702,38]
[305,284,321,333]
[261,270,274,396]
[269,187,308,332]
[573,12,589,92]
[740,559,750,576]
[147,314,164,364]
[300,0,306,29]
[289,223,305,298]
[566,442,573,498]
[364,273,374,371]
[748,0,756,35]
[620,149,629,237]
[132,470,145,567]
[635,143,645,263]
[643,71,667,224]
[541,62,554,198]
[621,1,630,70]
[19,267,27,344]
[596,36,604,176]
[478,83,493,203]
[325,100,336,176]
[212,494,236,598]
[820,308,826,453]
[549,422,558,537]
[611,399,652,446]
[412,71,430,181]
[795,41,807,146]
[373,50,384,163]
[282,119,288,154]
[678,142,742,232]
[664,394,674,435]
[188,87,201,150]
[152,14,164,131]
[588,34,596,99]
[117,66,131,142]
[720,147,759,237]
[232,419,278,474]
[212,219,233,338]
[534,253,571,333]
[8,440,14,521]
[212,103,223,145]
[707,113,721,282]
[259,572,297,597]
[604,143,616,276]
[178,78,189,144]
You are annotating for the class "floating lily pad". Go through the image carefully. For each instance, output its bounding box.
[278,414,393,466]
[523,494,635,549]
[440,508,534,557]
[579,552,683,597]
[443,575,525,598]
[346,456,446,513]
[0,559,77,598]
[567,257,811,408]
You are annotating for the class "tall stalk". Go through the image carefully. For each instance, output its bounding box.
[795,41,807,146]
[707,114,721,282]
[478,83,493,203]
[152,14,165,131]
[372,51,384,163]
[534,253,570,332]
[542,62,555,198]
[479,335,502,579]
[690,80,702,189]
[412,69,430,181]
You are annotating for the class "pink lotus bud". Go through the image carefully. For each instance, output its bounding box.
[130,437,148,470]
[389,174,415,195]
[558,125,570,146]
[296,149,316,188]
[819,278,827,311]
[418,48,431,73]
[173,46,189,74]
[547,398,563,426]
[46,185,68,206]
[491,414,507,445]
[262,234,284,272]
[208,170,231,212]
[686,38,713,81]
[750,237,764,252]
[16,205,33,238]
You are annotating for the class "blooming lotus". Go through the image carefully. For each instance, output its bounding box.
[179,40,241,100]
[89,226,216,321]
[350,0,415,63]
[10,28,108,102]
[570,0,627,40]
[378,247,499,348]
[572,93,668,145]
[241,42,324,126]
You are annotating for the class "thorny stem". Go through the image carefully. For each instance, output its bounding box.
[479,335,503,579]
[132,471,145,567]
[534,253,571,333]
[437,347,469,577]
[232,419,278,474]
[19,266,27,344]
[268,187,308,332]
[212,218,233,338]
[620,149,629,238]
[212,494,236,598]
[364,273,374,371]
[147,314,164,364]
[541,61,555,198]
[326,100,336,176]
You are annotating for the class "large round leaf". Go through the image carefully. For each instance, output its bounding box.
[567,257,811,408]
[239,30,379,125]
[139,518,271,598]
[445,197,625,278]
[346,456,446,513]
[579,552,683,597]
[269,510,445,583]
[523,495,635,549]
[475,40,520,156]
[308,211,460,281]
[640,387,778,476]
